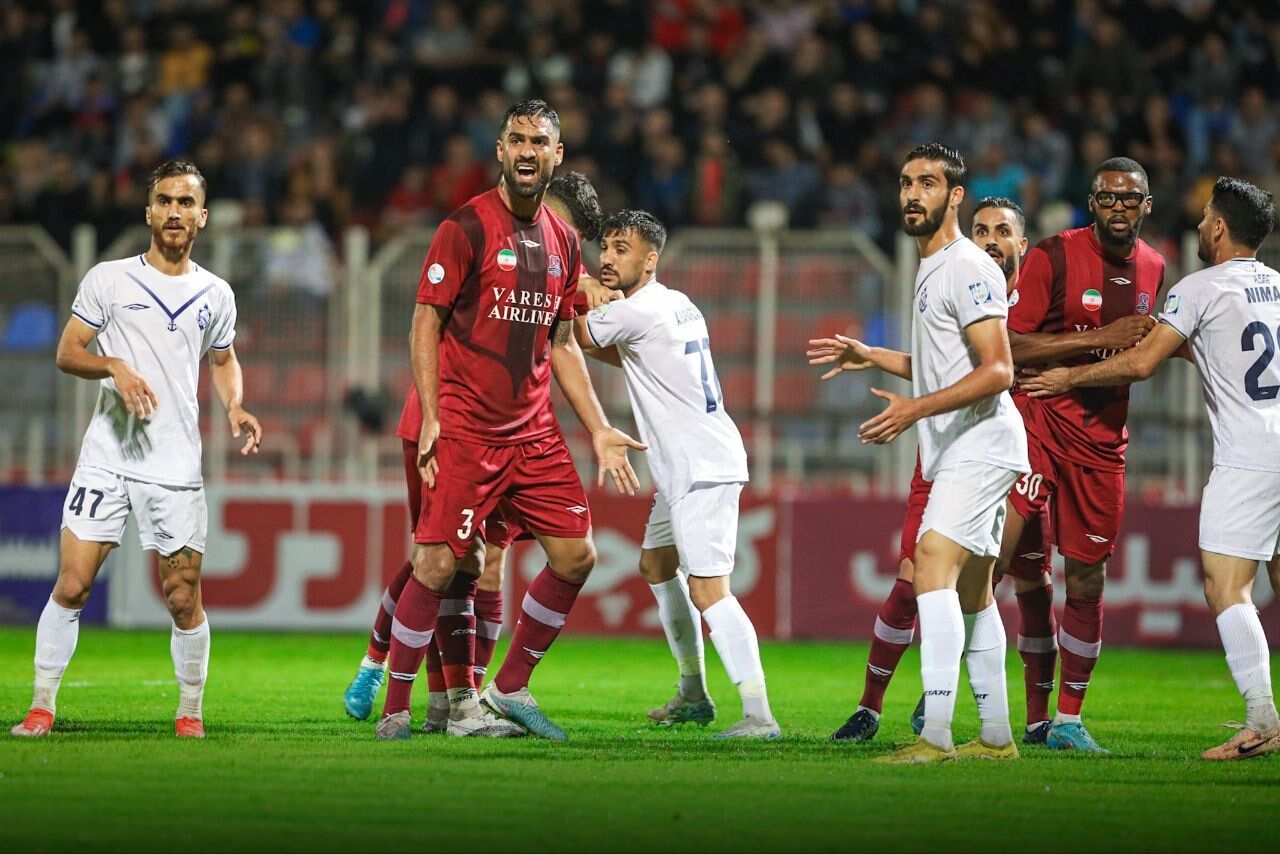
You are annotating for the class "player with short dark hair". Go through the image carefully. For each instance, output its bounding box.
[12,160,262,739]
[374,102,644,741]
[821,197,1055,746]
[1021,176,1280,760]
[577,210,779,738]
[1003,156,1167,752]
[342,170,616,731]
[812,144,1030,763]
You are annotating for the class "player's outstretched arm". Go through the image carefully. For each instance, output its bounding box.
[549,320,647,494]
[1021,321,1185,398]
[55,316,158,418]
[209,346,262,455]
[860,317,1014,445]
[572,316,623,367]
[807,334,911,381]
[410,303,447,486]
[1009,315,1156,367]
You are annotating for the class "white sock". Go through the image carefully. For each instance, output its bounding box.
[856,705,881,721]
[704,595,772,722]
[917,589,964,751]
[448,686,480,718]
[1217,603,1278,732]
[965,602,1013,746]
[1054,711,1082,725]
[428,691,450,719]
[171,619,210,720]
[360,654,384,670]
[650,576,707,700]
[33,597,82,714]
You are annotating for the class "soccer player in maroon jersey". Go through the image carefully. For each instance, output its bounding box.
[375,101,644,741]
[821,198,1056,744]
[1003,157,1166,752]
[342,172,613,732]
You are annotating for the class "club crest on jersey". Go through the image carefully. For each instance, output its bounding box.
[918,286,928,313]
[1164,294,1181,314]
[197,303,211,331]
[426,263,445,284]
[1136,292,1151,315]
[968,280,993,305]
[547,253,564,278]
[496,248,518,271]
[1082,288,1103,311]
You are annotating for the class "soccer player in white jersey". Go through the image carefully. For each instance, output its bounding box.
[1021,177,1280,760]
[809,143,1029,763]
[575,209,779,739]
[10,160,262,740]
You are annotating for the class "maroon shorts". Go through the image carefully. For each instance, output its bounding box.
[1007,428,1124,566]
[417,434,590,557]
[401,439,528,550]
[899,459,1052,581]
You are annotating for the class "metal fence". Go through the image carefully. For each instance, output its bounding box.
[0,223,1229,499]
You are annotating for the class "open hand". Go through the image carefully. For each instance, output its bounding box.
[859,388,920,444]
[807,334,874,380]
[592,427,647,494]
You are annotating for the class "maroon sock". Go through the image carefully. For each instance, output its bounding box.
[1015,582,1058,726]
[367,560,413,663]
[858,578,918,713]
[381,576,442,718]
[473,588,504,689]
[1057,593,1102,716]
[424,639,445,694]
[493,566,582,694]
[436,573,479,694]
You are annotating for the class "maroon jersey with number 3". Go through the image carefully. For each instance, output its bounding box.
[1009,226,1165,470]
[397,188,585,446]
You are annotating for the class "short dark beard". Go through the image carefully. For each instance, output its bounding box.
[152,221,195,262]
[1093,210,1144,253]
[1197,229,1212,263]
[502,162,551,198]
[996,253,1017,277]
[902,201,947,237]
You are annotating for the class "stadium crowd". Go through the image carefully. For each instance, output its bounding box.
[0,0,1278,259]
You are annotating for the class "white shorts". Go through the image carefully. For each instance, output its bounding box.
[61,465,207,555]
[641,482,744,577]
[1199,465,1280,562]
[918,461,1019,558]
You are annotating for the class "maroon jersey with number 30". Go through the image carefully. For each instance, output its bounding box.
[397,188,585,446]
[1009,225,1165,471]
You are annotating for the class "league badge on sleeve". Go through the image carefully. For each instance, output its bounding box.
[968,280,993,305]
[1164,294,1180,315]
[427,263,445,284]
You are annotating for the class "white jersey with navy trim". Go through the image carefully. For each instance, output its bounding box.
[585,280,748,499]
[71,255,237,486]
[911,238,1028,480]
[1159,257,1280,472]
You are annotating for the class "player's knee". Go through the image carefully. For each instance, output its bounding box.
[1066,561,1106,597]
[637,552,672,584]
[163,583,198,622]
[478,551,505,593]
[688,577,729,612]
[551,540,596,582]
[412,547,456,592]
[53,575,93,610]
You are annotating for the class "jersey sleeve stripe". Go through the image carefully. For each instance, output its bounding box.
[72,310,102,328]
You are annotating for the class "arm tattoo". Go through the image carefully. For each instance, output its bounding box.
[552,319,572,347]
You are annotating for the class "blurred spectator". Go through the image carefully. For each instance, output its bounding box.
[263,195,336,300]
[0,0,1273,254]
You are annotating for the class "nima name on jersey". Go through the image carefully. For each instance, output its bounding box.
[1244,283,1280,304]
[487,286,564,326]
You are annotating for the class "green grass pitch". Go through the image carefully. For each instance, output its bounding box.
[0,628,1276,852]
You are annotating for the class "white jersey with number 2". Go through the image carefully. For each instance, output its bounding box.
[71,255,237,487]
[585,281,748,499]
[1159,257,1280,470]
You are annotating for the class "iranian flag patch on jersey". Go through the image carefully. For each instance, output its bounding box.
[497,249,517,271]
[1082,288,1103,311]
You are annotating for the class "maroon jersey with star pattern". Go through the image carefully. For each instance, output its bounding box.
[1009,226,1165,471]
[399,188,585,446]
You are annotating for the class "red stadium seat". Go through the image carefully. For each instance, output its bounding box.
[708,313,754,357]
[773,368,817,413]
[280,364,329,406]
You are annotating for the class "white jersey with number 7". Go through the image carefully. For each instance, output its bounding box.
[584,281,749,500]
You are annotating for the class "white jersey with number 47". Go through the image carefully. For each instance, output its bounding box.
[585,281,749,499]
[1159,257,1280,471]
[71,255,237,487]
